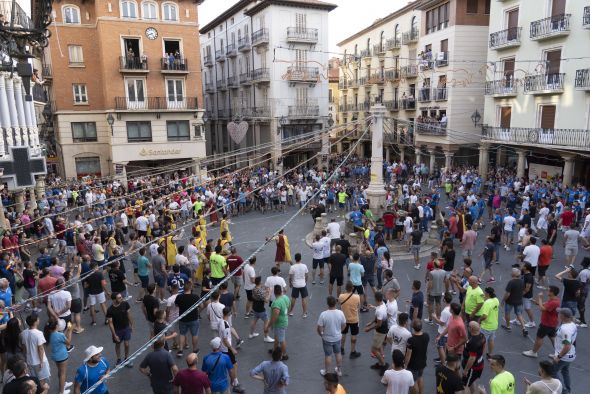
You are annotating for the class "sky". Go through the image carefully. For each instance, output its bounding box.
[198,0,409,54]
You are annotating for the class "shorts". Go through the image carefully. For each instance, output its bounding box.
[291,286,309,299]
[154,275,165,288]
[523,297,532,310]
[312,258,325,270]
[504,303,523,316]
[30,360,51,381]
[353,285,364,296]
[88,292,106,306]
[114,327,132,343]
[253,311,268,321]
[481,328,496,342]
[70,298,82,314]
[138,230,147,238]
[362,276,375,288]
[342,322,359,336]
[139,275,149,289]
[565,246,578,257]
[179,320,200,337]
[483,259,493,270]
[231,276,242,287]
[372,332,387,349]
[223,350,236,365]
[504,230,513,239]
[410,368,424,381]
[211,277,225,286]
[151,383,173,394]
[322,340,341,356]
[462,368,483,387]
[436,335,448,348]
[462,249,473,257]
[538,265,549,277]
[536,324,557,339]
[246,290,253,302]
[274,327,286,343]
[66,246,77,255]
[58,239,66,247]
[329,276,344,286]
[411,245,421,257]
[428,295,442,305]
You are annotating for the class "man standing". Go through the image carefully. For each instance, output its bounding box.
[152,246,168,301]
[139,338,178,394]
[249,348,290,394]
[173,353,211,394]
[311,234,326,285]
[521,263,536,328]
[521,236,540,278]
[226,247,244,299]
[461,224,477,257]
[426,260,446,324]
[243,257,257,318]
[106,292,134,367]
[405,319,430,394]
[387,312,412,359]
[210,246,228,286]
[327,245,347,297]
[381,349,414,394]
[74,346,110,394]
[20,314,51,387]
[563,224,580,266]
[364,292,389,375]
[201,338,235,394]
[523,285,561,358]
[86,262,109,326]
[317,296,346,376]
[266,285,290,360]
[410,224,423,270]
[175,280,201,359]
[339,281,361,359]
[479,287,500,356]
[479,236,496,283]
[488,354,515,394]
[502,268,528,337]
[461,322,486,393]
[288,253,309,318]
[463,276,484,323]
[47,278,72,325]
[551,308,577,394]
[435,353,464,394]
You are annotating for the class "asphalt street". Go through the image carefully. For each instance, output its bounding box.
[35,205,590,394]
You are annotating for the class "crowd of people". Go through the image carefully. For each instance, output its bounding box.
[0,155,587,394]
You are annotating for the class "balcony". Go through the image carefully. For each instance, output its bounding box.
[384,69,400,81]
[0,0,33,29]
[286,27,318,43]
[338,78,349,89]
[384,99,399,111]
[285,66,320,83]
[483,127,590,150]
[530,14,571,40]
[358,101,371,112]
[217,109,228,119]
[575,69,590,91]
[215,49,225,62]
[227,76,239,88]
[41,65,52,79]
[114,97,199,111]
[216,79,227,91]
[288,103,320,118]
[203,54,213,67]
[252,68,270,83]
[32,85,47,103]
[226,44,237,58]
[484,79,518,97]
[238,37,251,52]
[523,73,565,94]
[119,56,149,73]
[251,105,271,118]
[400,65,418,79]
[160,57,188,73]
[370,72,385,85]
[584,6,590,28]
[360,49,371,59]
[433,87,448,101]
[386,38,401,51]
[436,52,449,67]
[240,72,252,85]
[416,122,447,136]
[417,87,431,102]
[402,28,419,45]
[359,76,368,86]
[489,27,522,50]
[400,96,416,110]
[204,82,214,93]
[252,28,269,47]
[419,59,435,71]
[373,44,386,56]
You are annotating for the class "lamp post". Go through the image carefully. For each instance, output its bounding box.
[471,109,482,127]
[106,113,115,136]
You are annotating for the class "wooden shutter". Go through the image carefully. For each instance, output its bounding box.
[503,58,515,78]
[508,9,519,28]
[546,50,561,74]
[540,106,556,129]
[552,0,566,16]
[500,107,512,128]
[440,39,448,53]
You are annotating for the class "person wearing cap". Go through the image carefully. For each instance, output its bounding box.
[551,307,577,394]
[139,338,178,394]
[435,352,463,394]
[264,267,287,305]
[173,352,211,393]
[323,372,346,394]
[202,337,241,394]
[73,345,110,394]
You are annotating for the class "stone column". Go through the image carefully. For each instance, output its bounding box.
[12,78,26,146]
[516,149,527,179]
[272,119,283,175]
[415,149,422,165]
[35,177,46,200]
[562,154,575,187]
[365,104,387,212]
[321,128,330,169]
[400,148,405,163]
[496,147,503,166]
[429,150,436,174]
[385,147,390,163]
[4,76,18,148]
[444,151,453,171]
[14,190,25,213]
[478,144,490,180]
[28,187,37,210]
[0,198,6,230]
[337,141,343,154]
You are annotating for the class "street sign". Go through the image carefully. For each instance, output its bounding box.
[0,146,46,189]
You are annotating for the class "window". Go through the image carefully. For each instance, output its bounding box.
[126,79,145,107]
[121,1,137,18]
[68,45,84,65]
[75,157,101,177]
[142,1,157,19]
[71,122,97,142]
[540,105,556,130]
[426,2,449,34]
[63,5,80,24]
[167,79,184,102]
[167,121,190,141]
[73,84,88,104]
[126,121,152,142]
[467,0,478,14]
[162,2,177,21]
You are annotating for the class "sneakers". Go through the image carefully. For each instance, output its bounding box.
[524,321,536,328]
[536,285,547,290]
[379,363,389,376]
[320,369,327,376]
[335,367,342,377]
[414,265,421,270]
[360,307,369,313]
[522,329,529,337]
[264,336,275,343]
[349,351,361,359]
[232,385,245,393]
[510,319,521,326]
[578,323,588,328]
[288,312,294,316]
[64,382,73,389]
[500,324,512,332]
[236,339,244,348]
[249,333,260,339]
[522,350,538,358]
[176,351,183,358]
[424,318,434,325]
[303,313,308,318]
[487,277,496,283]
[312,280,316,285]
[370,362,383,370]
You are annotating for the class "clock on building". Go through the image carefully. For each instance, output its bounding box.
[145,27,158,40]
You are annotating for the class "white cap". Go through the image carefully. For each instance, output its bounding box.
[210,337,222,350]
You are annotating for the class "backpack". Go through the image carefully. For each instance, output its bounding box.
[424,206,433,220]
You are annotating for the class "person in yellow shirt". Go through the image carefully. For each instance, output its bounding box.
[220,214,232,243]
[480,287,500,355]
[487,354,515,394]
[323,372,346,394]
[463,276,484,321]
[198,215,207,240]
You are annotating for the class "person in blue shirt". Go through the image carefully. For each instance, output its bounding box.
[250,347,290,394]
[203,337,242,393]
[0,278,12,308]
[36,248,52,270]
[46,318,74,394]
[74,345,110,394]
[349,209,364,233]
[167,264,189,293]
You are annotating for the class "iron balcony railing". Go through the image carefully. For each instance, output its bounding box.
[119,56,148,71]
[416,122,447,136]
[286,66,320,82]
[575,68,590,89]
[489,27,522,49]
[338,78,349,89]
[203,54,213,67]
[360,48,371,58]
[402,28,419,44]
[251,68,270,82]
[238,37,251,51]
[400,65,418,78]
[204,82,214,93]
[41,65,52,79]
[523,73,565,93]
[215,49,225,62]
[370,72,385,84]
[530,14,571,39]
[584,6,590,27]
[288,104,320,118]
[251,28,269,46]
[251,106,271,118]
[114,97,198,110]
[216,79,227,90]
[239,72,252,85]
[483,127,590,149]
[373,43,386,55]
[417,87,431,102]
[400,96,416,110]
[359,76,368,86]
[386,38,401,51]
[433,87,448,101]
[32,85,47,103]
[217,109,228,118]
[358,101,371,111]
[227,76,239,88]
[436,52,449,67]
[160,57,187,71]
[0,0,33,29]
[286,27,318,43]
[350,78,360,88]
[485,79,518,96]
[384,99,399,111]
[226,44,237,57]
[384,69,400,81]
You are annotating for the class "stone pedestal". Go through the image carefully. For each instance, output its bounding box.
[313,217,323,237]
[444,151,453,171]
[429,150,435,174]
[15,190,25,213]
[28,187,37,210]
[366,105,387,213]
[35,177,46,200]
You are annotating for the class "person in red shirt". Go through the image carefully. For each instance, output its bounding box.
[537,239,553,289]
[382,210,396,240]
[226,247,244,299]
[437,302,467,356]
[559,206,575,229]
[522,285,561,358]
[37,267,58,304]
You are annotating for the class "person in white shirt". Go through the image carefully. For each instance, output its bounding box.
[552,308,577,393]
[537,203,550,232]
[135,214,149,238]
[503,213,517,250]
[20,314,51,384]
[310,234,326,285]
[317,296,346,377]
[187,238,200,271]
[264,267,287,303]
[48,279,72,321]
[207,291,226,331]
[288,253,309,318]
[381,349,414,394]
[326,219,341,241]
[431,293,452,364]
[522,237,541,274]
[387,312,412,356]
[385,288,399,329]
[243,258,257,317]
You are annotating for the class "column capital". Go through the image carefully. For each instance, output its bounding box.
[515,149,527,157]
[561,153,576,161]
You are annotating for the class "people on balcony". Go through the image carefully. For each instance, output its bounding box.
[164,51,184,70]
[416,114,446,133]
[32,69,45,86]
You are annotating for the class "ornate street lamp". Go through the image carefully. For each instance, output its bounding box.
[471,110,482,127]
[106,113,115,136]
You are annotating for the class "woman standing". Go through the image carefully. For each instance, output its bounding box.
[44,319,74,394]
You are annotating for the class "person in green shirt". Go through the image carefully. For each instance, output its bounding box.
[209,245,228,285]
[487,354,515,394]
[480,287,500,355]
[337,190,348,212]
[266,285,290,361]
[463,276,484,321]
[444,180,453,197]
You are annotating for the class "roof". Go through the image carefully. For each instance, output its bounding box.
[199,0,251,34]
[336,0,419,46]
[245,0,337,17]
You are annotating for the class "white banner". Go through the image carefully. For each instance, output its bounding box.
[528,163,562,180]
